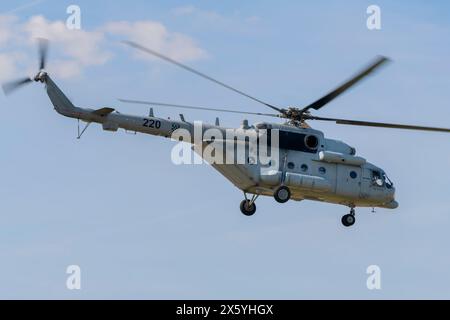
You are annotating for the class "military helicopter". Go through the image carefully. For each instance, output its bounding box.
[3,39,450,227]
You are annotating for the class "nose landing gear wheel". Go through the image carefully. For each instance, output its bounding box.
[274,186,291,203]
[240,200,256,216]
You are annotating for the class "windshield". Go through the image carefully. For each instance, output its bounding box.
[372,170,394,189]
[383,173,394,189]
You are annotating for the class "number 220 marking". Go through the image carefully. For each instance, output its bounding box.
[143,119,161,129]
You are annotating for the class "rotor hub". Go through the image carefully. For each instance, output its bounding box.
[280,107,312,127]
[34,71,48,83]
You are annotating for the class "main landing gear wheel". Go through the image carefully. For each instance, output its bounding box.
[274,186,291,203]
[240,200,256,216]
[341,208,356,227]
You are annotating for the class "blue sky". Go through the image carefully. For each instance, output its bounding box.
[1,0,450,299]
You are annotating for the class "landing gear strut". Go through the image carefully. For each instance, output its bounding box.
[274,186,291,203]
[341,207,356,227]
[240,193,259,216]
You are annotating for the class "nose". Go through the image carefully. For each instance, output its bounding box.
[383,199,399,209]
[387,185,396,199]
[384,186,398,208]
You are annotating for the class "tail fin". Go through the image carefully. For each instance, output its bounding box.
[45,76,80,117]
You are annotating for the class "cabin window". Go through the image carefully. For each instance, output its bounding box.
[350,171,358,179]
[300,164,308,172]
[318,167,326,175]
[287,162,295,170]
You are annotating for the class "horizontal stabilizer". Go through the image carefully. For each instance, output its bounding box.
[93,107,115,117]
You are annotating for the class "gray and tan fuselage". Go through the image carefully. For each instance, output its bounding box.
[45,74,398,210]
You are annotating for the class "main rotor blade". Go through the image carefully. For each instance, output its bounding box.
[309,115,450,133]
[38,38,49,70]
[118,99,280,118]
[302,56,390,112]
[122,40,283,113]
[2,77,33,95]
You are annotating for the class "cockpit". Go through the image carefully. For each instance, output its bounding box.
[366,167,397,208]
[371,170,394,189]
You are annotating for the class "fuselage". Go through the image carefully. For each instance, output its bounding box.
[208,122,398,209]
[45,75,398,210]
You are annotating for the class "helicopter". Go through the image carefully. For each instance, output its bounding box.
[3,39,450,227]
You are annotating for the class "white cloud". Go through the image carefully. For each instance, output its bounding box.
[22,15,111,78]
[0,15,18,45]
[0,14,206,79]
[50,60,83,79]
[0,53,18,82]
[103,20,207,62]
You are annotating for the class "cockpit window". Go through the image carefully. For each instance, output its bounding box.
[371,170,384,187]
[371,170,394,189]
[383,173,394,189]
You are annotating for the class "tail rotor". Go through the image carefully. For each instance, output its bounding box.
[2,38,49,96]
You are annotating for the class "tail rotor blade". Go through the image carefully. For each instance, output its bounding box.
[38,38,49,70]
[2,77,33,95]
[2,38,50,96]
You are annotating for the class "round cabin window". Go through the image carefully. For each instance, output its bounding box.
[305,135,319,150]
[300,164,308,172]
[319,167,326,175]
[350,171,358,179]
[287,162,295,170]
